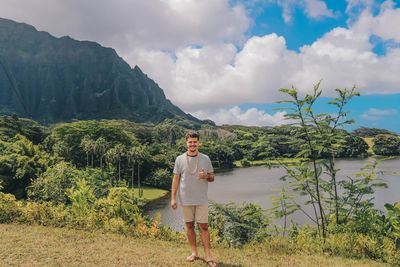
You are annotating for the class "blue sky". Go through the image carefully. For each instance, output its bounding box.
[236,0,400,133]
[0,0,399,132]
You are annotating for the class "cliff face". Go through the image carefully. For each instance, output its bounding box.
[0,18,198,123]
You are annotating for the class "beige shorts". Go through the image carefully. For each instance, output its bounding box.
[182,205,208,224]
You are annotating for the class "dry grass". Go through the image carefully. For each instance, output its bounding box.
[363,137,375,155]
[0,224,389,267]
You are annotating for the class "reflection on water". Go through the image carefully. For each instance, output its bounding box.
[146,158,400,232]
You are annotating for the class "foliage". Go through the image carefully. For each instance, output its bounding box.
[0,134,54,198]
[28,163,113,205]
[278,83,360,238]
[27,162,80,205]
[384,202,400,246]
[372,134,400,156]
[145,168,172,189]
[336,134,369,158]
[353,127,398,137]
[46,120,137,167]
[209,202,269,247]
[0,115,48,144]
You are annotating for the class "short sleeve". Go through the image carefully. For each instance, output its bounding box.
[207,156,214,173]
[173,156,181,175]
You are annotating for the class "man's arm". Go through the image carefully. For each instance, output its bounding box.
[171,174,180,209]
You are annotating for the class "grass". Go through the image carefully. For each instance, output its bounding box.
[363,137,375,155]
[132,185,168,202]
[234,158,305,168]
[0,224,389,267]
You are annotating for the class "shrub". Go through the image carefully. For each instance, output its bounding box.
[209,202,269,247]
[145,168,172,189]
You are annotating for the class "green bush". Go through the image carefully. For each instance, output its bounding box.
[0,192,22,223]
[145,168,172,189]
[240,158,251,167]
[209,202,269,247]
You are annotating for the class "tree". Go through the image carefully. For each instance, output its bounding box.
[336,134,369,158]
[128,145,150,196]
[372,134,400,156]
[80,135,95,167]
[278,83,359,238]
[94,137,109,169]
[105,144,126,182]
[0,134,53,198]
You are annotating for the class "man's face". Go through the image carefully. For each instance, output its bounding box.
[186,137,199,153]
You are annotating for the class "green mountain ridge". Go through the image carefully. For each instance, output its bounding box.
[0,18,201,124]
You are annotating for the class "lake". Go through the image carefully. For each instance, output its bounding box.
[146,158,400,231]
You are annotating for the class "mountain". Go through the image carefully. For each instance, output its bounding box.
[0,18,201,124]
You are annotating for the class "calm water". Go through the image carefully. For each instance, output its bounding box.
[146,158,400,231]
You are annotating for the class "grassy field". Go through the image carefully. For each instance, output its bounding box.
[0,224,389,267]
[234,158,305,168]
[133,185,169,202]
[363,137,375,155]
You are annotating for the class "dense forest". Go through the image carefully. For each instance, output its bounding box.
[2,114,398,199]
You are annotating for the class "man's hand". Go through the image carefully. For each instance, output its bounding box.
[171,199,177,209]
[198,168,208,180]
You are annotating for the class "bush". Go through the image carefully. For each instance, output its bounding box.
[240,158,251,167]
[372,134,400,156]
[0,192,22,223]
[209,202,269,247]
[145,168,172,189]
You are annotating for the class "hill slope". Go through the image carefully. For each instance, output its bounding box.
[0,18,199,124]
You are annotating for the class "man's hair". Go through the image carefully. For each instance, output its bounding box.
[185,131,200,140]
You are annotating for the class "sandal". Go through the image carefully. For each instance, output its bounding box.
[206,260,217,267]
[186,254,199,262]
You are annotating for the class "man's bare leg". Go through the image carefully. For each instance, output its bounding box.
[198,223,216,266]
[185,221,198,260]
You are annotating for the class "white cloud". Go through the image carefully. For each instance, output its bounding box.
[1,0,400,126]
[192,106,287,126]
[277,0,335,23]
[303,0,336,19]
[361,108,398,120]
[0,0,250,53]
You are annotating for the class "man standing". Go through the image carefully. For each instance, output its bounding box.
[171,131,217,267]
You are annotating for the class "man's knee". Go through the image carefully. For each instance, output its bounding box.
[185,221,195,231]
[198,223,208,232]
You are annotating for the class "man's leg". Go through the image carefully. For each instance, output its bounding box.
[198,223,216,266]
[185,221,198,258]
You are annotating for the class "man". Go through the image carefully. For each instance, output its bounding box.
[171,131,217,267]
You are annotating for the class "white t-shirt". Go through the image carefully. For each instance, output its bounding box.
[173,152,214,206]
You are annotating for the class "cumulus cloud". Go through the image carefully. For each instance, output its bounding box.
[1,0,400,126]
[0,0,250,52]
[192,106,287,126]
[361,108,398,120]
[277,0,335,23]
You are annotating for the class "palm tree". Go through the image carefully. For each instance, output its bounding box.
[80,135,95,167]
[128,145,150,197]
[128,146,140,188]
[114,144,126,182]
[94,137,108,169]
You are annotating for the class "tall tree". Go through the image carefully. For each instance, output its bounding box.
[94,137,109,169]
[80,135,95,167]
[278,83,359,238]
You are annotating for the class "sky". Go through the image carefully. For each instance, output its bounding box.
[0,0,399,132]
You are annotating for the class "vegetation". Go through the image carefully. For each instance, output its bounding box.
[372,135,400,156]
[0,84,399,265]
[0,224,387,267]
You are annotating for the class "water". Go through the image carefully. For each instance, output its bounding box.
[146,158,400,231]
